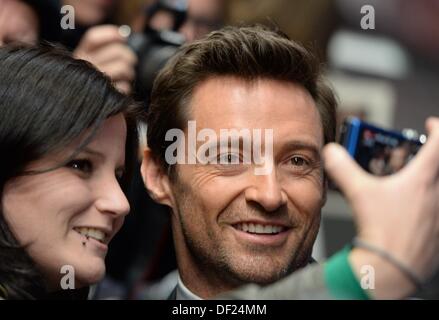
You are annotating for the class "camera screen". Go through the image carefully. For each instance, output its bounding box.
[345,122,423,176]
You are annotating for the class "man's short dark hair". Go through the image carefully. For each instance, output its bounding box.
[147,25,337,170]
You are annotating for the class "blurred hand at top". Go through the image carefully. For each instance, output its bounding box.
[0,0,39,46]
[73,25,137,95]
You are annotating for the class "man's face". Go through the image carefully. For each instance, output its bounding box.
[389,145,410,173]
[167,77,325,293]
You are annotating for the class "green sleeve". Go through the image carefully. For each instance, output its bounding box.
[324,246,370,300]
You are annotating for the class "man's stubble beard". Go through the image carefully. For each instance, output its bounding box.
[172,178,320,289]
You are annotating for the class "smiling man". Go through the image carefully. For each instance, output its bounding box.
[142,25,337,299]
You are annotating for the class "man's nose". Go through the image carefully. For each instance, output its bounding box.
[244,171,287,212]
[95,177,130,217]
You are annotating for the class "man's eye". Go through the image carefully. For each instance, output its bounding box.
[218,153,240,164]
[290,156,308,167]
[67,159,93,175]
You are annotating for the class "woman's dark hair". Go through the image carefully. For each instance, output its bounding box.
[0,44,141,299]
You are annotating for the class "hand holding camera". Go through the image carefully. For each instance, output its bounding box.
[324,117,439,298]
[73,25,138,94]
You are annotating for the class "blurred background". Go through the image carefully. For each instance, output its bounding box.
[1,0,438,299]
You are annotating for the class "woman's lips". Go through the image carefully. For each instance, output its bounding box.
[73,228,109,254]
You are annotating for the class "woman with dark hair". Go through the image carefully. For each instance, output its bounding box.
[0,44,140,299]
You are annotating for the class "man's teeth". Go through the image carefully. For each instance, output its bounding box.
[74,227,106,243]
[235,223,284,234]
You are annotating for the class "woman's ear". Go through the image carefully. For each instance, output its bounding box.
[141,148,174,207]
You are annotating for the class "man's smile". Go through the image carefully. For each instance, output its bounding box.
[228,220,294,247]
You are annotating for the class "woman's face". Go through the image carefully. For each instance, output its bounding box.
[2,114,130,290]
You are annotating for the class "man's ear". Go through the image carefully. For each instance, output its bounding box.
[141,148,174,207]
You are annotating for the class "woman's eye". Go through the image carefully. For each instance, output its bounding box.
[290,156,308,167]
[67,159,93,175]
